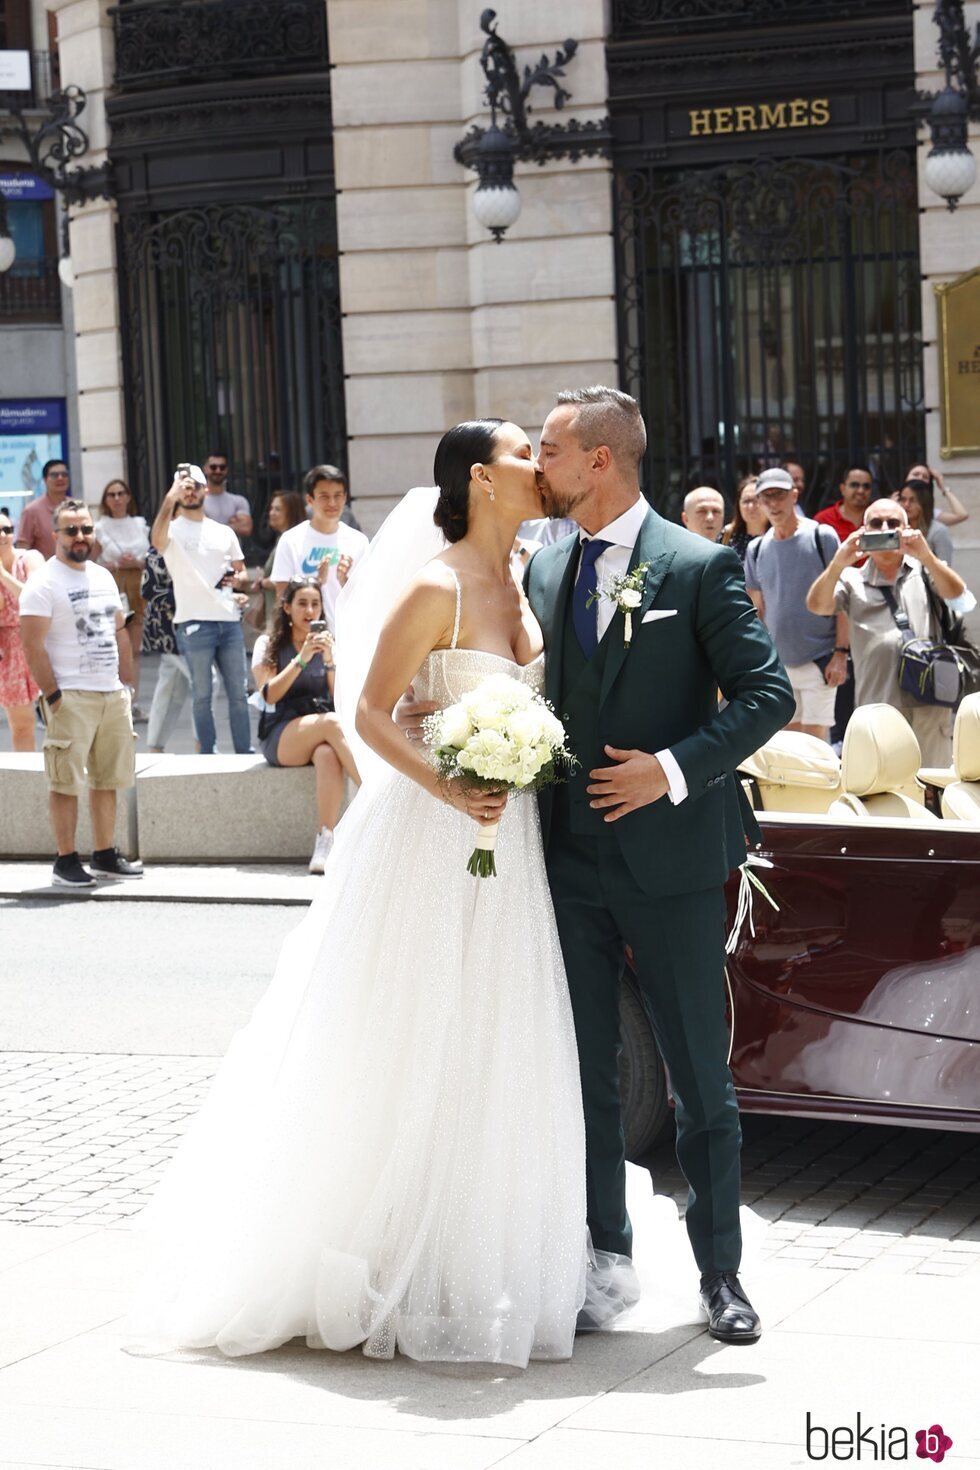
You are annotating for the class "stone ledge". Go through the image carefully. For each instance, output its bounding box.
[0,755,355,864]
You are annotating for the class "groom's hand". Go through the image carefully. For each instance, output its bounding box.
[394,685,440,744]
[588,746,669,821]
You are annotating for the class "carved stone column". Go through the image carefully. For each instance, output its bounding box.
[45,0,126,500]
[327,0,616,531]
[916,0,980,617]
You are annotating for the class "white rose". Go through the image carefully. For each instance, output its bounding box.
[437,703,473,748]
[619,588,642,609]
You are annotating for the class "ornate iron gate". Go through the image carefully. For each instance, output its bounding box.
[615,150,925,516]
[118,197,345,524]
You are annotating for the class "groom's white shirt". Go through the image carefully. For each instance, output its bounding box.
[576,496,688,806]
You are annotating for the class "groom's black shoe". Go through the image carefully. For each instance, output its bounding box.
[699,1271,761,1344]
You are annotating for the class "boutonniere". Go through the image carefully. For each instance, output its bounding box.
[587,562,651,647]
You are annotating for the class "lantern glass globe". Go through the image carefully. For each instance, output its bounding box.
[0,235,16,274]
[472,183,521,233]
[924,148,977,203]
[58,256,75,289]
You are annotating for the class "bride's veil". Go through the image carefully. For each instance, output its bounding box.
[333,485,447,790]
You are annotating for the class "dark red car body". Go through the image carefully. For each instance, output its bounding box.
[621,811,980,1153]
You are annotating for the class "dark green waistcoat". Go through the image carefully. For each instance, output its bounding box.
[555,596,616,837]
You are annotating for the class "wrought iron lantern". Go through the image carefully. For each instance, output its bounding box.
[454,9,611,242]
[0,83,113,279]
[920,0,980,210]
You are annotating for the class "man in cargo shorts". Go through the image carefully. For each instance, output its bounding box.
[19,499,143,888]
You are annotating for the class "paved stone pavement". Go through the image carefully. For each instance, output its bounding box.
[2,1049,978,1283]
[1,888,978,1468]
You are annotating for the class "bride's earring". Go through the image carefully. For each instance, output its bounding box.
[489,487,495,503]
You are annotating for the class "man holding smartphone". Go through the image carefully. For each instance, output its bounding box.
[150,465,253,755]
[805,499,967,765]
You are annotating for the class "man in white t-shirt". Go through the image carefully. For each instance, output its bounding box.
[272,465,369,631]
[151,466,253,755]
[19,498,143,888]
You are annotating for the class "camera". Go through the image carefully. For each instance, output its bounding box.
[859,530,901,552]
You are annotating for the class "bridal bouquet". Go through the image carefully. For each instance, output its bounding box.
[423,672,576,877]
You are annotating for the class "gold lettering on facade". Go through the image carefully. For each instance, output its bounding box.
[935,269,980,456]
[759,102,789,130]
[688,98,832,137]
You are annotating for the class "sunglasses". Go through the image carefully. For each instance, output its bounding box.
[59,524,95,536]
[0,525,13,535]
[47,470,69,478]
[866,517,903,531]
[105,490,129,499]
[207,464,228,472]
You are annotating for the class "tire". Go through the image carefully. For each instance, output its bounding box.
[619,972,673,1159]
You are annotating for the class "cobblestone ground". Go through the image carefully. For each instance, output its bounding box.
[1,1051,978,1282]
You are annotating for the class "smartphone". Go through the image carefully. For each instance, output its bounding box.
[175,462,191,477]
[859,530,901,552]
[309,620,329,635]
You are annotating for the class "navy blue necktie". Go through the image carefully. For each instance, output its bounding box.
[572,538,611,659]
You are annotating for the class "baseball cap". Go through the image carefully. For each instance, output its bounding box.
[755,467,794,495]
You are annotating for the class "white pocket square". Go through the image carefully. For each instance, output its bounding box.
[641,608,678,624]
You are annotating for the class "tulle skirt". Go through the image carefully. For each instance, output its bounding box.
[129,769,589,1366]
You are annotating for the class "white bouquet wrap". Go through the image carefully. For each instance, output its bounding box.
[424,672,576,877]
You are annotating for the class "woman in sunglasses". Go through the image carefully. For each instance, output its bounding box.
[0,513,43,750]
[95,480,150,719]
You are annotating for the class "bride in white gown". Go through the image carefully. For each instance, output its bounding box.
[129,421,596,1365]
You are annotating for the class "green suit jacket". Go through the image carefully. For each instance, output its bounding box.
[526,508,795,897]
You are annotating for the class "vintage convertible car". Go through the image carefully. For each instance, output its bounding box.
[620,697,980,1158]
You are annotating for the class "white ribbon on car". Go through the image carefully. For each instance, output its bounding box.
[725,852,779,955]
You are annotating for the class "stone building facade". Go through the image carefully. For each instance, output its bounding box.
[0,0,976,601]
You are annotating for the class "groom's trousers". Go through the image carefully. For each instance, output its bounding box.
[546,815,742,1276]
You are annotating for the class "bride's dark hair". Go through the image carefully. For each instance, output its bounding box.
[433,419,504,543]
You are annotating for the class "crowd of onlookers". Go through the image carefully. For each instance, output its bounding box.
[0,448,974,883]
[679,460,976,767]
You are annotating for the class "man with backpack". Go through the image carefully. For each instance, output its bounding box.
[744,467,846,743]
[805,499,967,766]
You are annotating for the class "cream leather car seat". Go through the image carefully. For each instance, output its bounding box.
[941,693,980,821]
[829,703,937,821]
[738,730,842,813]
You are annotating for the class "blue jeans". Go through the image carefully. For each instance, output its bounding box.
[175,619,253,755]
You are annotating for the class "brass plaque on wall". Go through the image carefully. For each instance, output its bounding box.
[935,267,980,458]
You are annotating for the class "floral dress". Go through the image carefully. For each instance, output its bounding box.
[0,554,40,707]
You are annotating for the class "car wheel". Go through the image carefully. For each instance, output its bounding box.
[619,972,673,1159]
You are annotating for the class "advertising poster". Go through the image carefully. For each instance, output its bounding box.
[0,398,68,531]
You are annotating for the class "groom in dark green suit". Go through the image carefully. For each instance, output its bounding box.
[527,387,794,1343]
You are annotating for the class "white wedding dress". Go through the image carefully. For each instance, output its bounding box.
[129,639,591,1366]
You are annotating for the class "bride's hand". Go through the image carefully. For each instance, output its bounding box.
[442,780,508,825]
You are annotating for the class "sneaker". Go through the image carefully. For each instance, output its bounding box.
[90,847,144,880]
[309,826,334,875]
[52,853,96,888]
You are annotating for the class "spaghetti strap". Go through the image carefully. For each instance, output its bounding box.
[449,568,462,650]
